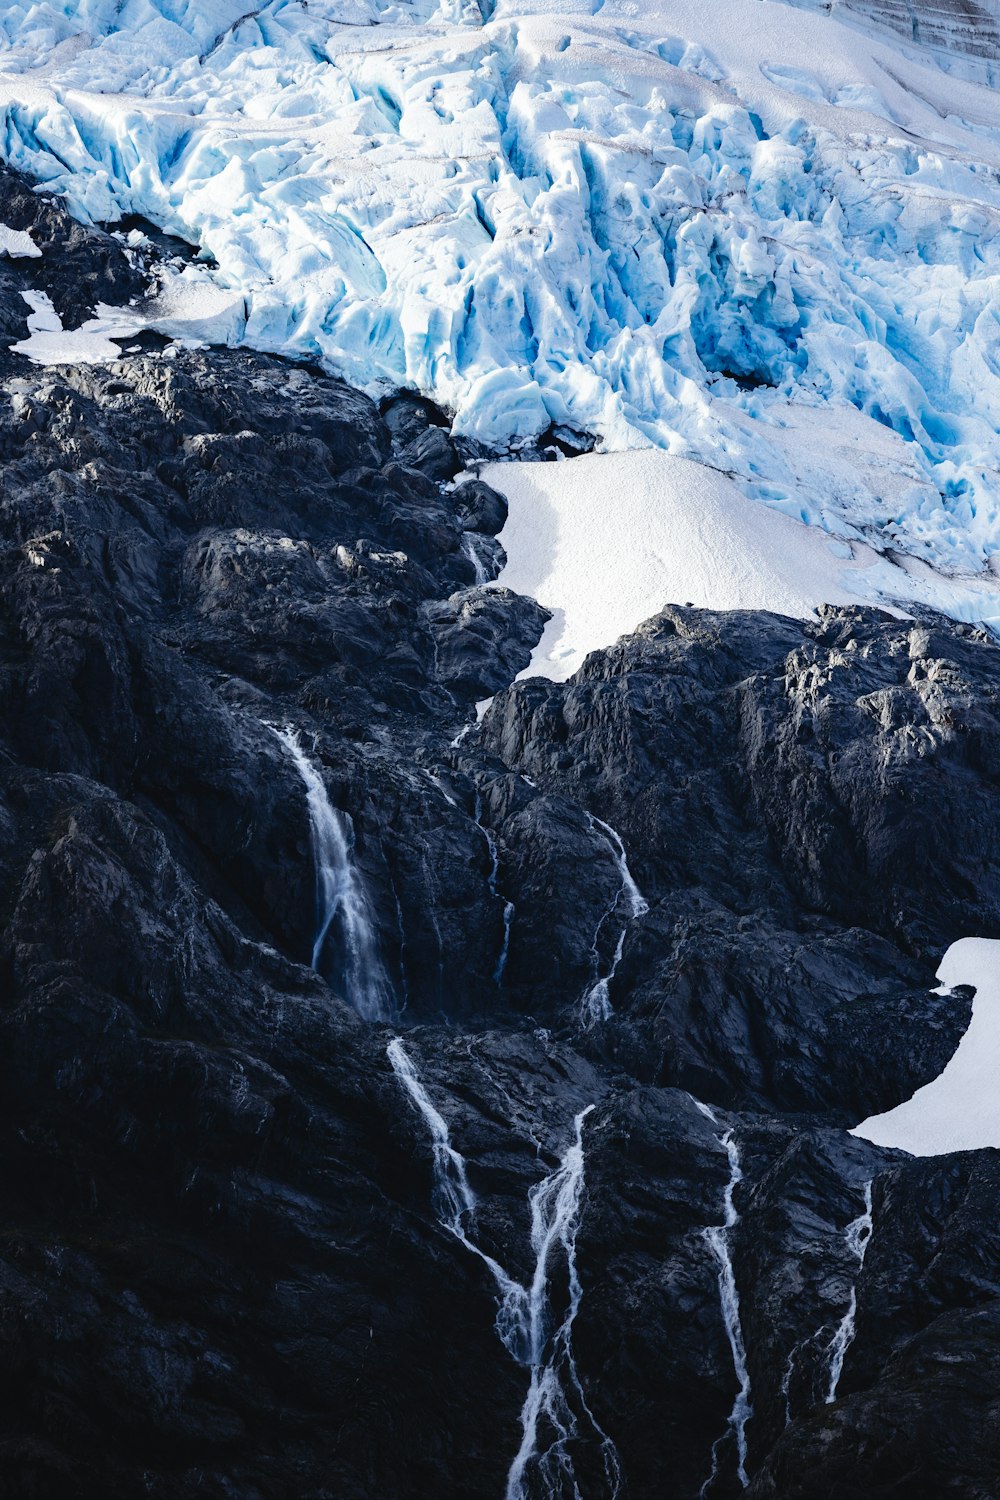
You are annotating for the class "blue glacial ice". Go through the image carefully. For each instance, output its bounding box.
[3,0,1000,577]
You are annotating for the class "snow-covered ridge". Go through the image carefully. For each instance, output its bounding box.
[3,0,1000,576]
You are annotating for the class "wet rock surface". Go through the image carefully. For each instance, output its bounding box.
[1,169,1000,1498]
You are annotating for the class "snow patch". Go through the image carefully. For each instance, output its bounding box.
[0,221,39,257]
[487,445,1000,682]
[9,259,247,366]
[853,938,1000,1155]
[12,289,124,364]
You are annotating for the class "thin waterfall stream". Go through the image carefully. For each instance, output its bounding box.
[695,1100,753,1495]
[475,789,515,985]
[580,813,649,1026]
[387,1040,620,1500]
[462,532,490,585]
[825,1182,875,1404]
[386,1037,527,1356]
[271,724,393,1021]
[504,1104,622,1500]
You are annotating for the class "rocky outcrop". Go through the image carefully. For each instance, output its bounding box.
[1,165,1000,1498]
[478,605,994,1116]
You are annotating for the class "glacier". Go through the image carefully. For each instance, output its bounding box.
[3,0,1000,581]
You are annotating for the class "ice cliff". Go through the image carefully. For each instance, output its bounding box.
[2,0,1000,579]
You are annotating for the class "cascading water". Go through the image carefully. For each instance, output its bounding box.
[825,1181,875,1404]
[427,769,459,808]
[475,789,515,986]
[388,1041,618,1500]
[779,1344,798,1429]
[272,724,393,1021]
[462,532,490,586]
[580,813,649,1026]
[504,1105,621,1500]
[779,1332,827,1422]
[695,1100,753,1495]
[386,1037,528,1352]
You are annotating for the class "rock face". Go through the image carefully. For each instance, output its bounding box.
[2,166,1000,1498]
[478,605,994,1115]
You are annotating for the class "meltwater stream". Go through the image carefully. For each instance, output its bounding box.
[505,1105,622,1500]
[695,1101,753,1495]
[825,1182,875,1404]
[462,533,490,586]
[386,1036,527,1350]
[387,1040,620,1500]
[580,815,649,1027]
[272,725,393,1021]
[475,789,516,986]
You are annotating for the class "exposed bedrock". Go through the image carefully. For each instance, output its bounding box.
[478,604,997,1113]
[0,163,147,338]
[3,175,1000,1497]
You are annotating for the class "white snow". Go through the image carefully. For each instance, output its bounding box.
[12,289,125,364]
[123,265,248,346]
[853,938,1000,1155]
[487,448,1000,680]
[0,221,39,257]
[9,258,248,365]
[2,0,1000,588]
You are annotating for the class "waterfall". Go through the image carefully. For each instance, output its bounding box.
[475,789,516,985]
[589,815,648,920]
[388,1042,618,1499]
[825,1181,874,1404]
[695,1101,753,1495]
[580,813,649,1026]
[387,1038,528,1350]
[779,1344,798,1429]
[427,769,459,808]
[390,879,410,1012]
[462,532,489,585]
[505,1105,621,1500]
[387,1037,476,1230]
[271,725,393,1021]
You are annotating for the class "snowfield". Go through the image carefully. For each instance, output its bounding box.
[487,446,1000,680]
[3,0,1000,590]
[854,939,1000,1155]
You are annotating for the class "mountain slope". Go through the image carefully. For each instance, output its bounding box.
[1,168,1000,1497]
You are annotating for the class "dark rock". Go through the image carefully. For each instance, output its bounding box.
[454,478,508,535]
[381,393,459,480]
[0,164,149,343]
[425,587,550,700]
[479,605,993,1117]
[0,165,999,1500]
[749,1303,1000,1499]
